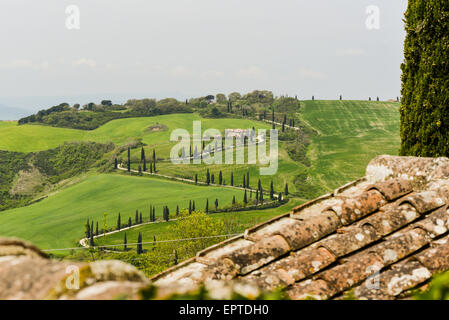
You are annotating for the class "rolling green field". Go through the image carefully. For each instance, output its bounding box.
[299,100,400,192]
[97,100,401,249]
[0,100,401,253]
[102,201,298,251]
[0,114,270,153]
[0,174,246,249]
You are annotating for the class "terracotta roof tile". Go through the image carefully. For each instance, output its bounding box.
[150,156,449,300]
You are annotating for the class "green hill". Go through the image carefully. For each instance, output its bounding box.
[0,174,246,249]
[0,114,270,153]
[0,100,401,252]
[300,100,400,192]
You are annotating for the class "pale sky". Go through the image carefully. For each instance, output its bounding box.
[0,0,408,114]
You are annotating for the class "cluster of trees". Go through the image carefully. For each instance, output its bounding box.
[18,98,192,130]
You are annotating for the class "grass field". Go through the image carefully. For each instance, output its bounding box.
[101,200,298,251]
[0,114,270,153]
[0,174,247,249]
[0,101,401,253]
[299,100,400,192]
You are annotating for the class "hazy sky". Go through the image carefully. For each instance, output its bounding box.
[0,0,407,111]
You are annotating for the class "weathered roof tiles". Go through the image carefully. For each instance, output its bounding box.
[151,155,449,300]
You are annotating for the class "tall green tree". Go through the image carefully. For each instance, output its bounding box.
[117,213,121,230]
[270,180,274,199]
[205,199,209,213]
[400,0,449,157]
[127,147,131,172]
[285,183,289,196]
[124,232,127,251]
[137,232,143,254]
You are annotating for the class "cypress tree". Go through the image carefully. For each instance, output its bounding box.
[117,213,121,230]
[244,190,248,204]
[127,147,131,172]
[128,217,132,228]
[138,164,142,174]
[135,210,139,224]
[285,183,289,196]
[246,171,250,188]
[189,200,192,214]
[232,196,236,205]
[270,180,274,199]
[205,199,209,213]
[215,198,218,210]
[90,231,95,247]
[206,169,210,185]
[141,147,145,162]
[153,161,156,173]
[153,235,156,251]
[243,175,246,188]
[143,158,147,172]
[137,233,142,254]
[219,171,223,185]
[400,0,449,157]
[173,249,178,266]
[230,172,234,186]
[152,207,156,221]
[211,173,215,184]
[86,219,90,238]
[258,179,262,191]
[256,189,259,204]
[153,149,156,163]
[176,205,179,217]
[96,222,99,237]
[278,192,283,201]
[124,232,127,251]
[139,212,142,224]
[192,200,195,212]
[90,221,94,238]
[195,174,198,184]
[150,162,153,174]
[114,158,118,169]
[260,188,264,203]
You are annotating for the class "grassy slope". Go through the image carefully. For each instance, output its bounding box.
[0,101,401,251]
[102,100,401,249]
[0,114,270,153]
[102,201,298,251]
[0,174,246,249]
[300,100,400,192]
